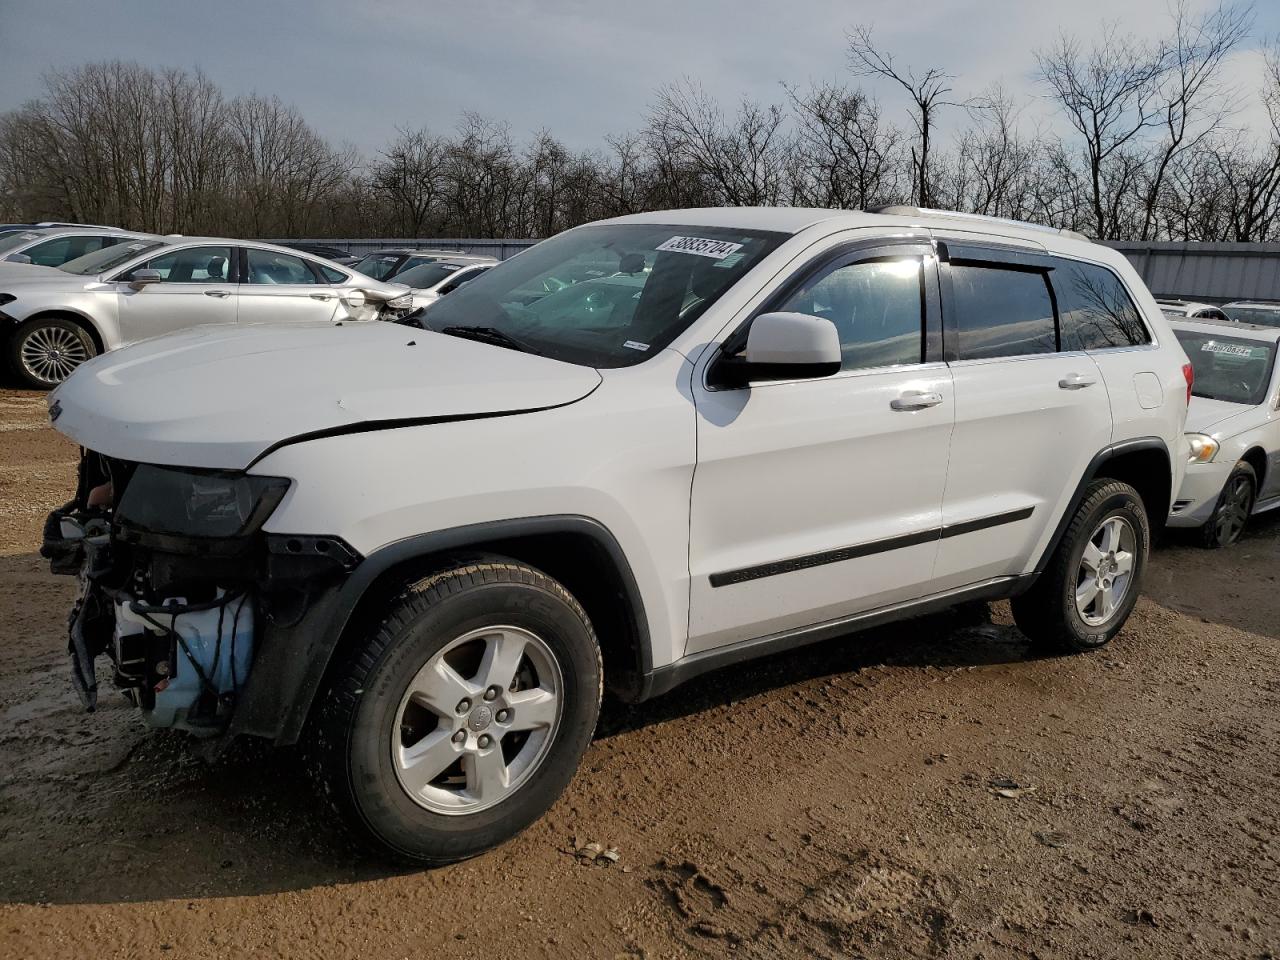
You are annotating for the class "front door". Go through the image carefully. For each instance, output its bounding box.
[687,242,955,653]
[115,244,238,345]
[236,247,340,325]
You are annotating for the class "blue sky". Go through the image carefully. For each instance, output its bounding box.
[2,0,1278,157]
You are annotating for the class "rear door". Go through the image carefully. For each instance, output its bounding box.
[687,240,955,652]
[932,241,1113,589]
[114,244,238,344]
[236,247,340,324]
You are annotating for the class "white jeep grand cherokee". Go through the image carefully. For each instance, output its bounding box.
[43,206,1191,864]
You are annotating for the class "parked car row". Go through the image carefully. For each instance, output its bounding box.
[0,231,497,388]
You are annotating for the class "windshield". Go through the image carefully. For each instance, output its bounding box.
[0,231,41,254]
[397,262,463,289]
[420,224,787,367]
[1174,330,1277,405]
[59,239,165,276]
[1224,305,1280,327]
[353,253,403,280]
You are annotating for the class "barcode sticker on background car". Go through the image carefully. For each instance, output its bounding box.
[1201,341,1257,358]
[656,236,744,260]
[622,340,650,351]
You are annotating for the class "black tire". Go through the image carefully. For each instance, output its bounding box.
[7,315,98,389]
[1011,479,1150,654]
[309,559,602,865]
[1199,461,1256,549]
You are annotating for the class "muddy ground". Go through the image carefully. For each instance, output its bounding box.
[1,385,1278,960]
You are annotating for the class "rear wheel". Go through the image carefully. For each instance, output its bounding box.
[8,316,97,388]
[310,560,602,865]
[1012,479,1150,653]
[1200,462,1255,549]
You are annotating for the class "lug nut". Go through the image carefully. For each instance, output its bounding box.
[496,709,510,723]
[478,734,492,748]
[456,698,471,714]
[484,686,499,701]
[452,730,466,744]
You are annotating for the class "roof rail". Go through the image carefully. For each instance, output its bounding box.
[867,205,1092,243]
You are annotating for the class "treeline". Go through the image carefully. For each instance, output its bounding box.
[3,3,1280,242]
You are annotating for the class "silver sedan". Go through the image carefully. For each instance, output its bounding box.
[0,237,412,387]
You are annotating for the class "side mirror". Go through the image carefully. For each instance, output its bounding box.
[128,268,162,289]
[5,253,32,264]
[713,312,842,387]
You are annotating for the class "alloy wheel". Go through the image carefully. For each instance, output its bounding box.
[392,625,563,815]
[1214,474,1253,546]
[20,325,90,384]
[1074,515,1137,627]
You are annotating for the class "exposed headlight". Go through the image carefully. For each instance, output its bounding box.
[1186,433,1220,464]
[385,293,413,310]
[115,465,290,539]
[0,293,15,307]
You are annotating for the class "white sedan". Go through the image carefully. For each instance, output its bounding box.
[1168,317,1280,546]
[394,257,496,312]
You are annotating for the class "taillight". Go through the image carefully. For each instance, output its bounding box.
[1182,362,1194,405]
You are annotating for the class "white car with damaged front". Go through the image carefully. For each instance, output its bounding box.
[42,206,1189,865]
[1168,318,1280,546]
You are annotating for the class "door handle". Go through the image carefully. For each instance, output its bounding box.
[310,293,334,301]
[204,290,231,299]
[890,390,944,411]
[1058,373,1097,390]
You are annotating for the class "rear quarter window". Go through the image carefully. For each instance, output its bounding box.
[1053,260,1151,350]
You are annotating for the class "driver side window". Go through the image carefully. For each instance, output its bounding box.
[125,246,234,283]
[774,258,925,371]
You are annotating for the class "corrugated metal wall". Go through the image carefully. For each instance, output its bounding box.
[1104,241,1280,303]
[279,236,1280,304]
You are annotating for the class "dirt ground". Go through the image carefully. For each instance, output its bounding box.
[1,386,1278,960]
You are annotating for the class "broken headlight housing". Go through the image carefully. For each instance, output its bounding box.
[114,465,290,540]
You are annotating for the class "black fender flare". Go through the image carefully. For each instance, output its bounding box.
[230,515,651,745]
[1030,436,1172,577]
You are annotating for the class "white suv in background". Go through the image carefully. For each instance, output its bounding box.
[42,206,1189,864]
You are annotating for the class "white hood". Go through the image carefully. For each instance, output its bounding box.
[1186,395,1256,435]
[49,321,601,469]
[0,262,73,280]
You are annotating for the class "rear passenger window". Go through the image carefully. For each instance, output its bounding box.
[1054,261,1151,350]
[951,264,1056,360]
[775,258,923,370]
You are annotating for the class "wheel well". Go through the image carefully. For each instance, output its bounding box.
[331,531,647,706]
[20,310,105,354]
[1092,446,1172,531]
[1241,446,1267,490]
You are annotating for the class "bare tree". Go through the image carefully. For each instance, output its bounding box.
[787,81,905,208]
[847,24,959,206]
[372,127,447,235]
[1036,26,1167,238]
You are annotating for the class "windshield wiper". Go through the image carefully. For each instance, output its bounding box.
[438,325,543,356]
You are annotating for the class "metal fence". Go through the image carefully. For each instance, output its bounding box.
[275,238,539,261]
[278,236,1280,304]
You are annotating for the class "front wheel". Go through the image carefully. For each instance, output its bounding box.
[8,316,97,388]
[1200,462,1255,549]
[310,560,602,865]
[1012,479,1150,653]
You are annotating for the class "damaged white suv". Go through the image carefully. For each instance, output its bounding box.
[43,207,1189,864]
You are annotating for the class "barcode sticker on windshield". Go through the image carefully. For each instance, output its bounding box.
[623,340,650,351]
[1201,341,1257,358]
[656,236,744,260]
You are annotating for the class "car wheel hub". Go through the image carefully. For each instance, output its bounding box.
[1075,516,1136,627]
[392,625,563,815]
[21,327,89,384]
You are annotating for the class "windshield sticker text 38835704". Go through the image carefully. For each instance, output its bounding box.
[656,236,744,260]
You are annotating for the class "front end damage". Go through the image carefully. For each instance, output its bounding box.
[43,448,359,737]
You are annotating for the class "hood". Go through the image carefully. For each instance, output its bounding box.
[50,321,602,469]
[1186,395,1257,435]
[0,264,91,285]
